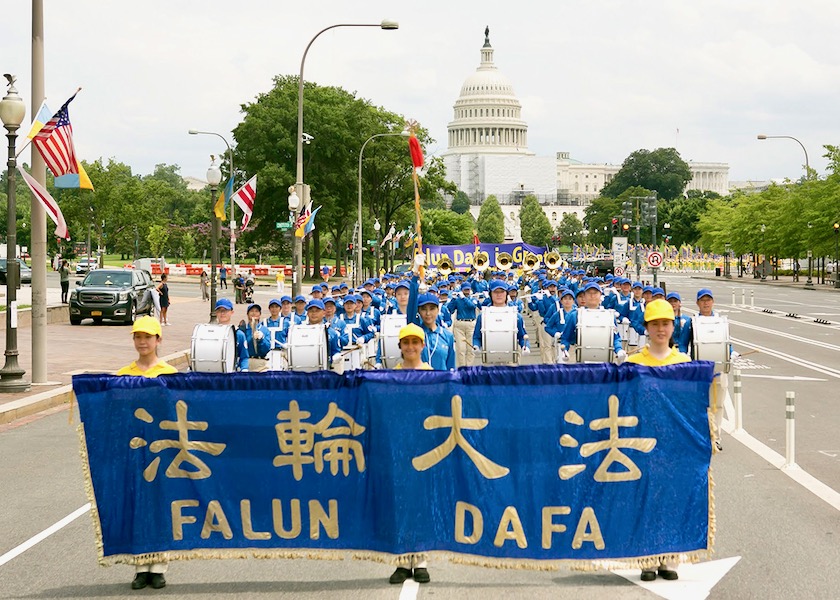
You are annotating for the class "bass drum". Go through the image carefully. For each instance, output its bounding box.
[480,306,519,365]
[190,323,236,373]
[691,315,731,373]
[575,309,616,364]
[286,324,328,372]
[379,314,406,369]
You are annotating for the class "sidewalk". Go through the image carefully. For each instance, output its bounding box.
[686,271,840,292]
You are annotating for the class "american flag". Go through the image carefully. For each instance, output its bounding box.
[231,175,257,230]
[32,92,79,178]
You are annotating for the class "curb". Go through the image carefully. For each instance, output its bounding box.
[0,349,192,425]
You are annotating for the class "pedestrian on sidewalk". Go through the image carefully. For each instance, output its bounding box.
[219,265,228,289]
[157,274,171,325]
[276,270,285,294]
[59,260,70,303]
[200,270,209,301]
[116,316,176,590]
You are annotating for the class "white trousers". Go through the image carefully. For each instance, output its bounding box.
[135,562,168,574]
[453,320,476,367]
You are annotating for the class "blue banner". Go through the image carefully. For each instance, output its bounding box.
[421,242,547,271]
[76,363,715,568]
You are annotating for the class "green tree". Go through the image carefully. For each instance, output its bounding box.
[519,195,552,246]
[421,209,475,245]
[659,189,719,247]
[147,224,169,257]
[556,212,584,248]
[476,195,504,243]
[601,148,692,201]
[450,190,471,214]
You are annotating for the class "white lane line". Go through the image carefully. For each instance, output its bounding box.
[724,423,840,512]
[739,374,827,382]
[399,578,420,600]
[730,337,840,379]
[729,319,840,352]
[0,503,90,567]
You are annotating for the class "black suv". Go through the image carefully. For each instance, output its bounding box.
[69,268,155,325]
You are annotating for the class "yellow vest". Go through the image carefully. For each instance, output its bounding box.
[116,360,178,377]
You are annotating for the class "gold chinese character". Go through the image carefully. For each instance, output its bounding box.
[412,395,509,479]
[273,401,366,480]
[579,394,656,482]
[130,400,226,482]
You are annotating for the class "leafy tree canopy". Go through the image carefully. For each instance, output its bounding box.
[601,148,692,201]
[476,195,505,243]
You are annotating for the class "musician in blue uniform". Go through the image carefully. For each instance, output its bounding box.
[302,299,346,368]
[437,288,453,327]
[667,292,691,353]
[213,298,249,371]
[507,284,524,313]
[340,295,376,345]
[448,282,481,366]
[405,291,456,370]
[360,289,382,331]
[544,288,577,339]
[292,295,307,324]
[559,282,625,364]
[263,298,292,347]
[238,303,272,372]
[472,280,530,359]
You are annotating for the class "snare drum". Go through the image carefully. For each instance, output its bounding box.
[286,324,328,372]
[480,306,519,365]
[190,323,236,373]
[575,309,616,364]
[379,314,406,368]
[266,326,288,371]
[691,315,731,373]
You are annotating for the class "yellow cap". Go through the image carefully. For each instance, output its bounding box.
[644,299,675,322]
[131,316,162,337]
[398,323,425,342]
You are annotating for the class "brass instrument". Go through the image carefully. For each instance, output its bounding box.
[545,251,561,270]
[436,255,453,277]
[474,251,490,272]
[496,251,513,271]
[523,253,540,271]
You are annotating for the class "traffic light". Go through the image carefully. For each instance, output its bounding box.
[642,196,658,225]
[835,222,839,234]
[622,223,630,233]
[347,243,354,253]
[622,200,633,223]
[611,217,619,236]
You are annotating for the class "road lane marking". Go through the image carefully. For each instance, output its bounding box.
[613,556,741,600]
[739,374,827,382]
[729,320,840,352]
[724,422,840,512]
[0,503,90,567]
[399,578,420,600]
[730,337,840,379]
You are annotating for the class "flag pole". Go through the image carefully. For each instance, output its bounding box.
[407,121,424,279]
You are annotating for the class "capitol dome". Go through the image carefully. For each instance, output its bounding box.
[446,27,530,154]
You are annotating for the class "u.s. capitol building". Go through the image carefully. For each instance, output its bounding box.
[441,28,729,241]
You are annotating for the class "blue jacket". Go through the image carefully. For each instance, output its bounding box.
[340,313,376,344]
[448,294,481,321]
[672,314,692,353]
[240,321,272,358]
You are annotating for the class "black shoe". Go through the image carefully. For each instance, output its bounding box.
[658,567,679,581]
[640,570,656,582]
[148,573,166,589]
[389,567,412,584]
[130,573,148,590]
[715,439,723,452]
[413,567,430,583]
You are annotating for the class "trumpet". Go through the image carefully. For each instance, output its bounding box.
[474,251,490,272]
[523,253,540,271]
[496,251,513,271]
[545,251,561,270]
[436,255,453,277]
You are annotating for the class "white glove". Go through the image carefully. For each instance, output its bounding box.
[522,346,531,355]
[554,332,562,342]
[473,345,480,353]
[560,349,570,363]
[240,368,249,372]
[254,331,264,340]
[621,317,630,325]
[332,353,342,364]
[374,362,383,370]
[414,254,427,267]
[616,349,627,364]
[730,350,740,360]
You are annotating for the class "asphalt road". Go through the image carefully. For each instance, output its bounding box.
[1,273,839,599]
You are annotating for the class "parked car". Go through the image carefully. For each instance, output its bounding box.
[75,257,97,275]
[69,268,155,325]
[0,258,32,285]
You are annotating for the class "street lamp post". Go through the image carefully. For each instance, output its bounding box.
[206,157,222,323]
[374,218,381,277]
[834,223,840,289]
[294,19,398,298]
[757,134,810,176]
[357,130,408,286]
[724,243,732,278]
[805,222,814,289]
[0,75,30,392]
[189,130,235,274]
[760,224,767,281]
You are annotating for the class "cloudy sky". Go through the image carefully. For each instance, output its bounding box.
[4,0,838,185]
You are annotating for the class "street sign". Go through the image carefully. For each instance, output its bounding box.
[368,239,377,245]
[276,222,292,230]
[614,266,625,276]
[611,237,628,255]
[647,251,664,268]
